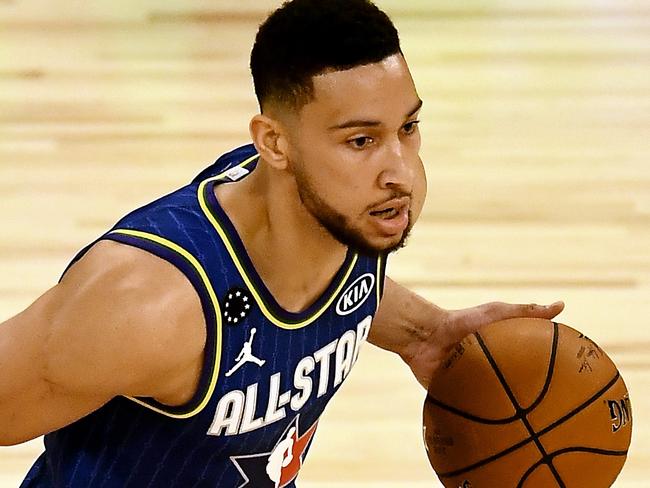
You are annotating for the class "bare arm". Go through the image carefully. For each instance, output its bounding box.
[369,277,565,388]
[0,241,205,446]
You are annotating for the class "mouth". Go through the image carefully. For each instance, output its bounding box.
[370,207,400,218]
[368,197,411,236]
[369,197,410,219]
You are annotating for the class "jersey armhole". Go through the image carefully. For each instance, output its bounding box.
[97,229,223,419]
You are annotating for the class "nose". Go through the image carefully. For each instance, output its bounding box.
[377,138,414,191]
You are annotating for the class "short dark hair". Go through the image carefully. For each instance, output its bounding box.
[250,0,402,112]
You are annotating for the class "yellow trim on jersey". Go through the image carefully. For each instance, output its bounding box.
[375,254,384,312]
[197,153,359,330]
[108,229,222,419]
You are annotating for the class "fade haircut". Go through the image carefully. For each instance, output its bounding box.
[250,0,402,112]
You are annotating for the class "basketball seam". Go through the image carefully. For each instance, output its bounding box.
[423,396,520,425]
[534,372,621,439]
[523,322,560,414]
[474,329,567,488]
[436,435,537,478]
[516,447,628,488]
[426,321,560,425]
[436,370,623,478]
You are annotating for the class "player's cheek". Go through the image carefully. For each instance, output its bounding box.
[410,158,427,224]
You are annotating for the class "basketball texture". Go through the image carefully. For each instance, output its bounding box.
[423,318,632,488]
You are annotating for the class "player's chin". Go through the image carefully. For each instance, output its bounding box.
[362,216,411,252]
[362,229,408,254]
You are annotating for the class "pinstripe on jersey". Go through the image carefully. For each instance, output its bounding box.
[21,144,387,488]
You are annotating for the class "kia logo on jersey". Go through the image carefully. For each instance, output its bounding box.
[336,273,375,316]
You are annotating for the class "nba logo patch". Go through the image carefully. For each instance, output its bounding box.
[230,415,318,487]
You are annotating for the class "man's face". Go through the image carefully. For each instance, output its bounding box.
[282,54,427,254]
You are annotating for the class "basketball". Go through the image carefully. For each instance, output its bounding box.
[423,318,632,487]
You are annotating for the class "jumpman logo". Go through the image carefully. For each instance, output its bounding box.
[226,328,266,377]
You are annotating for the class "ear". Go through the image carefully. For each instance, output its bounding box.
[249,114,291,171]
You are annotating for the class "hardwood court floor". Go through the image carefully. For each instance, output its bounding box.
[1,0,648,486]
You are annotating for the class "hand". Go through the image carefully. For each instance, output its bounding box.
[402,301,565,389]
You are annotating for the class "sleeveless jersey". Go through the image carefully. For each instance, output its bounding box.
[21,144,388,488]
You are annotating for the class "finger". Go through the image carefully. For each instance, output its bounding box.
[499,301,565,320]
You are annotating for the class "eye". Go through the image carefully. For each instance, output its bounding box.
[403,120,420,135]
[348,136,374,150]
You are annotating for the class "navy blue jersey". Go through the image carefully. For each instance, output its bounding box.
[22,144,388,488]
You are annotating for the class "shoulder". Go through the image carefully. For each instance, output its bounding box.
[62,240,203,328]
[46,240,206,398]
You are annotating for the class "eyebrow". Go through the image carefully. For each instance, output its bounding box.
[328,99,424,131]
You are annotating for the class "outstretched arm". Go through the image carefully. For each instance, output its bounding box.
[369,277,564,389]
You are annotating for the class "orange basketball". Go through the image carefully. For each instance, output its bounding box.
[423,318,632,487]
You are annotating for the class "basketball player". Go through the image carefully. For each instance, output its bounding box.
[0,1,564,486]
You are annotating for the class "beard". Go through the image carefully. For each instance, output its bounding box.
[293,168,412,255]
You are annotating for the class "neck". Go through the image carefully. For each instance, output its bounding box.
[215,159,349,313]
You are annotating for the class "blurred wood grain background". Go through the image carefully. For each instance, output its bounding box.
[0,1,648,486]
